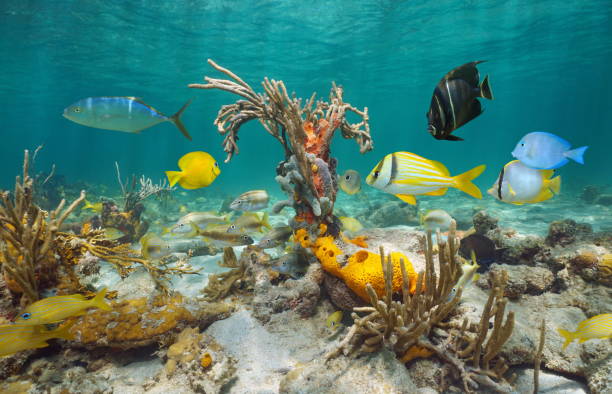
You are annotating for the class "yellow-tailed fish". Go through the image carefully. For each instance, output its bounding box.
[166,151,220,190]
[487,160,561,205]
[257,226,293,249]
[420,209,453,232]
[190,223,254,247]
[82,200,103,213]
[366,152,485,205]
[558,314,612,350]
[140,232,172,259]
[327,311,343,331]
[164,211,232,236]
[230,190,269,211]
[339,216,363,233]
[63,97,192,140]
[0,321,75,357]
[14,289,111,326]
[338,170,361,195]
[230,212,271,233]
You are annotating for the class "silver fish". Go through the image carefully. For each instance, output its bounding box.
[63,97,192,140]
[230,190,269,211]
[165,211,232,236]
[257,226,292,249]
[270,252,308,278]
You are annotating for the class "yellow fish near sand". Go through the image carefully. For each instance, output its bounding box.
[14,288,111,326]
[365,152,486,205]
[166,151,221,190]
[327,311,343,331]
[558,313,612,350]
[82,200,103,213]
[0,321,75,357]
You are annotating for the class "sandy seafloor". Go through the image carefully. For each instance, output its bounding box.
[1,183,611,394]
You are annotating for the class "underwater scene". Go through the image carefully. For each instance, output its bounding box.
[0,1,611,393]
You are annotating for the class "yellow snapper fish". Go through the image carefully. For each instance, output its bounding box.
[163,211,232,236]
[447,251,480,301]
[15,288,111,326]
[487,160,561,205]
[63,97,192,140]
[558,313,612,350]
[140,232,172,259]
[230,190,270,211]
[82,200,103,213]
[338,170,361,195]
[366,152,486,205]
[339,216,364,233]
[0,321,75,357]
[229,212,272,233]
[420,209,453,232]
[189,223,254,247]
[327,311,343,331]
[166,151,220,190]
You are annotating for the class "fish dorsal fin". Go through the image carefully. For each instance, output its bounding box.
[540,169,555,179]
[395,194,417,205]
[424,188,448,196]
[444,61,484,86]
[429,160,450,176]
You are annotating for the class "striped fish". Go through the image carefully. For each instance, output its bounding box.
[63,97,193,140]
[0,322,74,357]
[230,190,269,211]
[14,288,111,326]
[365,152,486,205]
[558,313,612,350]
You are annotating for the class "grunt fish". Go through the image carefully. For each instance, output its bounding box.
[269,251,308,278]
[190,223,254,247]
[257,226,293,249]
[140,232,172,259]
[230,190,269,211]
[230,212,272,234]
[0,322,75,357]
[63,97,193,140]
[164,211,232,236]
[426,61,493,141]
[558,314,612,350]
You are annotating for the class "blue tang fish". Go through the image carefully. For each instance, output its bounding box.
[63,97,193,140]
[511,131,587,170]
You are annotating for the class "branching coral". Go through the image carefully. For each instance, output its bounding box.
[328,221,516,393]
[0,149,85,303]
[202,247,250,301]
[190,59,372,234]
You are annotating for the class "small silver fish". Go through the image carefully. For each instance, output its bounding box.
[164,211,232,236]
[270,252,308,278]
[230,190,269,211]
[257,226,292,249]
[63,97,193,140]
[338,170,361,195]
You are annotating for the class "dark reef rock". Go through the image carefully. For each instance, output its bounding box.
[546,219,593,247]
[472,210,498,235]
[489,264,554,299]
[595,194,612,206]
[323,274,365,311]
[367,201,418,227]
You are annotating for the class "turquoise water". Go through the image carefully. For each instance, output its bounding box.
[1,0,610,199]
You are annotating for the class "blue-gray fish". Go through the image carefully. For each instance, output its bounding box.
[63,97,193,140]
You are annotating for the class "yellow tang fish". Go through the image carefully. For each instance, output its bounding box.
[0,321,75,357]
[366,152,485,205]
[82,200,103,213]
[166,151,220,190]
[558,313,612,350]
[14,288,111,326]
[327,311,343,331]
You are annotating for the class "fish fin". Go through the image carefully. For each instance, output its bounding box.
[423,188,448,196]
[82,200,92,210]
[479,75,494,100]
[557,328,574,350]
[563,146,588,164]
[443,134,464,141]
[532,188,554,203]
[187,222,200,238]
[540,169,555,180]
[32,341,51,349]
[395,194,417,205]
[161,226,172,235]
[91,288,112,311]
[261,212,272,231]
[452,165,486,199]
[165,171,183,187]
[548,176,561,194]
[429,160,450,176]
[50,320,76,341]
[169,99,193,141]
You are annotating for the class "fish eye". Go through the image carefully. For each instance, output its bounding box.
[215,162,219,167]
[73,106,81,113]
[21,312,32,320]
[374,171,380,178]
[521,143,524,147]
[242,235,249,240]
[345,175,351,180]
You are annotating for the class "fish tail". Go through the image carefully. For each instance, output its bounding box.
[161,226,171,235]
[563,146,588,164]
[82,200,92,210]
[452,165,486,199]
[548,176,561,194]
[51,320,77,341]
[557,328,574,350]
[170,99,193,141]
[261,212,272,231]
[91,288,112,311]
[479,75,494,100]
[187,222,200,238]
[165,171,183,187]
[223,212,234,223]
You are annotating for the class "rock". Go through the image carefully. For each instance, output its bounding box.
[323,274,365,311]
[585,351,612,394]
[579,185,601,204]
[368,201,418,227]
[473,210,498,235]
[279,349,415,393]
[595,194,612,206]
[546,219,593,247]
[512,367,588,393]
[406,358,445,390]
[489,264,554,299]
[495,233,551,266]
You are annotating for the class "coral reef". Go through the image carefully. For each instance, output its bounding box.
[472,210,499,235]
[488,264,554,299]
[202,246,254,301]
[190,59,373,235]
[0,149,85,303]
[546,219,593,247]
[365,200,419,228]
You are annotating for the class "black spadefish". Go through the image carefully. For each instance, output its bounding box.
[426,61,494,141]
